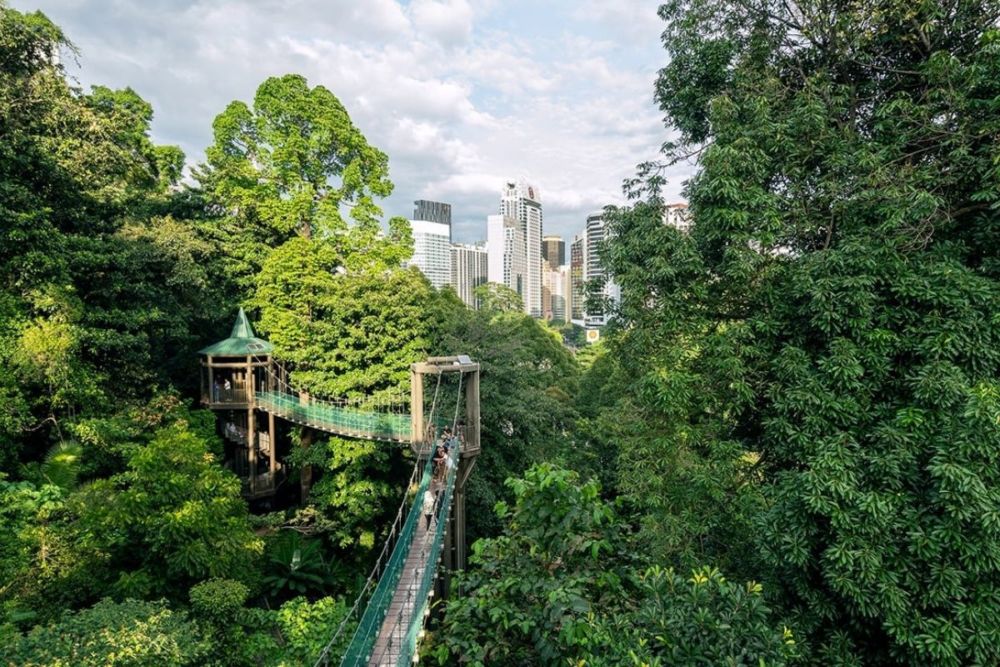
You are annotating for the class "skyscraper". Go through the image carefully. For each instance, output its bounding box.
[408,219,452,289]
[486,214,527,305]
[451,243,488,309]
[500,180,542,317]
[570,234,585,321]
[561,265,573,323]
[413,200,452,240]
[541,235,565,270]
[584,211,620,327]
[544,266,569,322]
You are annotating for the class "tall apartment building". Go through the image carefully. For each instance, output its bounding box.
[413,200,452,239]
[561,265,573,323]
[663,202,691,233]
[541,235,565,270]
[543,266,570,322]
[451,243,488,309]
[569,234,585,321]
[486,214,527,304]
[408,219,452,289]
[584,211,620,328]
[500,180,543,317]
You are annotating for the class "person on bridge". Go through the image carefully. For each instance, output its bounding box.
[422,490,435,530]
[433,445,446,483]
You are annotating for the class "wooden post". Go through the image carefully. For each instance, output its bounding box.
[465,368,480,455]
[268,411,276,478]
[247,355,256,495]
[410,365,424,456]
[207,356,214,405]
[452,482,468,572]
[300,428,314,499]
[442,509,454,597]
[452,367,479,572]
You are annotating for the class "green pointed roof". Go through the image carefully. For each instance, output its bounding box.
[199,308,274,357]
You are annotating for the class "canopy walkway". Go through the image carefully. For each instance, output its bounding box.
[314,369,468,667]
[200,312,480,663]
[254,389,413,443]
[243,342,414,443]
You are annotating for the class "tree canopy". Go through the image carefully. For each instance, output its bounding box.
[602,1,1000,664]
[4,2,1000,666]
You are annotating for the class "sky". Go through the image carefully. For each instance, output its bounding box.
[14,0,691,243]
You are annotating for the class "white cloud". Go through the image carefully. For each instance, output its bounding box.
[15,0,687,242]
[409,0,474,46]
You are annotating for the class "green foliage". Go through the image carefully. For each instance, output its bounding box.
[22,441,82,490]
[189,578,250,627]
[274,596,352,666]
[436,464,622,665]
[474,282,524,313]
[305,436,396,551]
[436,464,795,666]
[3,598,208,666]
[261,532,336,599]
[592,566,798,667]
[603,1,1000,664]
[0,2,223,478]
[197,73,411,294]
[0,477,64,623]
[188,578,271,667]
[201,73,394,236]
[252,245,432,398]
[433,302,579,541]
[79,421,264,593]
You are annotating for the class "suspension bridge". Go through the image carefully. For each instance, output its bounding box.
[199,310,480,665]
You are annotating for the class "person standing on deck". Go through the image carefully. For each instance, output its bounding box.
[433,445,446,484]
[422,490,435,530]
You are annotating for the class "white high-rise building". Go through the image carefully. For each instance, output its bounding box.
[451,243,488,309]
[544,266,570,322]
[584,211,620,328]
[561,265,573,323]
[664,202,691,232]
[409,219,452,289]
[486,214,527,304]
[500,180,543,317]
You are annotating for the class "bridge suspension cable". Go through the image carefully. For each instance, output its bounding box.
[312,371,445,666]
[242,346,469,665]
[362,371,464,666]
[248,350,413,442]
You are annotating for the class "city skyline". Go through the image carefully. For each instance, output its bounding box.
[11,0,695,242]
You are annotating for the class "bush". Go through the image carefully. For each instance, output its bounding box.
[3,598,208,666]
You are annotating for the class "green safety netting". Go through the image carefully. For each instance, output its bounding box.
[255,390,413,442]
[336,442,460,667]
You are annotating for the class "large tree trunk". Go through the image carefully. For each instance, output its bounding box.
[299,426,315,500]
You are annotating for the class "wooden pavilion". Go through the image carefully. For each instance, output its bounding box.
[199,308,283,499]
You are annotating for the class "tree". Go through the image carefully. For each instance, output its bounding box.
[432,302,580,541]
[0,3,207,473]
[197,74,411,290]
[605,1,1000,663]
[435,464,628,665]
[435,464,796,666]
[474,282,523,314]
[77,421,264,596]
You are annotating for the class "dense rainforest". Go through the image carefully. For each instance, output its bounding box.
[2,1,1000,666]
